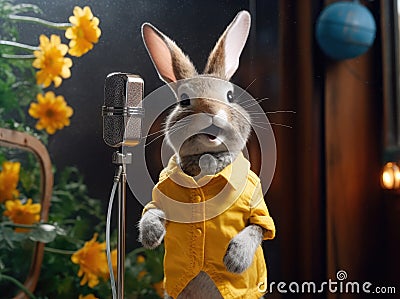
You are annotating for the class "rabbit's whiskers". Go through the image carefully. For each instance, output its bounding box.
[241,97,270,109]
[239,97,269,106]
[251,121,293,130]
[142,128,167,139]
[249,110,296,115]
[145,119,191,139]
[245,109,295,130]
[160,117,191,127]
[235,78,257,102]
[144,123,188,147]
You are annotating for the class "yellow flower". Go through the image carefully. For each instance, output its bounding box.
[65,6,101,57]
[153,280,164,298]
[29,91,73,135]
[33,34,73,88]
[79,295,98,299]
[111,248,117,278]
[0,161,20,203]
[137,255,147,280]
[3,199,41,232]
[71,233,109,288]
[137,255,145,264]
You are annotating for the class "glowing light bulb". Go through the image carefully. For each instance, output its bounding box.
[381,162,400,189]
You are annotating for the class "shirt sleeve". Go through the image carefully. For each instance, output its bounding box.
[249,182,276,240]
[142,201,159,215]
[142,167,173,215]
[141,184,163,216]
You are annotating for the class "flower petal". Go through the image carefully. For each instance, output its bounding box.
[66,6,101,56]
[33,33,72,88]
[29,92,73,134]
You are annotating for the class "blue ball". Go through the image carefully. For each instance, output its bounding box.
[316,1,376,60]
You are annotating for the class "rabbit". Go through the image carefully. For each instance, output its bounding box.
[138,11,275,299]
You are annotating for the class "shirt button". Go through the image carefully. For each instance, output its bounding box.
[193,195,201,203]
[196,228,203,235]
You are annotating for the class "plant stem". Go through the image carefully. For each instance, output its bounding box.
[128,247,147,257]
[0,274,37,299]
[1,53,35,59]
[8,14,71,30]
[2,222,34,229]
[0,40,38,51]
[44,246,75,255]
[2,222,35,229]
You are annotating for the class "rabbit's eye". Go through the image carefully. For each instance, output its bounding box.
[180,93,191,107]
[227,90,234,103]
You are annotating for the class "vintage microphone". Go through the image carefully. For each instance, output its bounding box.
[103,72,144,147]
[102,72,144,299]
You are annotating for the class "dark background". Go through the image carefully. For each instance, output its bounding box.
[15,0,282,283]
[13,1,400,298]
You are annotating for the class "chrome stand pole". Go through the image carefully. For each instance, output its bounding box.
[113,151,132,299]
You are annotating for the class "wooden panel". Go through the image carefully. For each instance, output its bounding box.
[325,50,384,298]
[378,0,400,289]
[276,1,326,294]
[278,1,394,299]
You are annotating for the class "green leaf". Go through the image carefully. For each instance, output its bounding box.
[11,3,42,15]
[56,276,74,294]
[0,226,16,248]
[0,258,5,272]
[28,224,57,243]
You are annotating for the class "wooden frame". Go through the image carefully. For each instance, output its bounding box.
[0,128,53,299]
[381,0,400,161]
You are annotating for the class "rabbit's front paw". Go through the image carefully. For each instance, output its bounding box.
[138,209,166,249]
[223,225,263,273]
[223,238,253,273]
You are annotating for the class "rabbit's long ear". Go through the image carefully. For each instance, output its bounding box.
[142,23,197,83]
[204,11,251,80]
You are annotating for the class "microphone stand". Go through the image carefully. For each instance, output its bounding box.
[103,72,144,299]
[112,150,132,299]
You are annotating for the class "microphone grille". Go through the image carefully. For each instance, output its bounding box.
[126,75,143,107]
[103,115,124,147]
[103,73,144,148]
[104,73,127,107]
[124,75,143,147]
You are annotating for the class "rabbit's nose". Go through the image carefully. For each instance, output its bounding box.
[212,110,228,127]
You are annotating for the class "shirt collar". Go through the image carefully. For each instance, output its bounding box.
[158,152,250,190]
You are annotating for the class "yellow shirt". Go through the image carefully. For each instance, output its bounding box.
[143,153,275,298]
